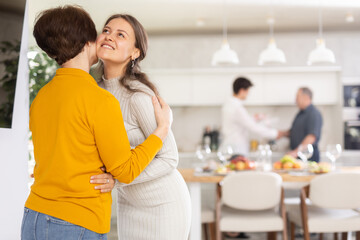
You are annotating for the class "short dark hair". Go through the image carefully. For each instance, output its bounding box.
[233,77,253,94]
[300,87,313,100]
[33,5,97,65]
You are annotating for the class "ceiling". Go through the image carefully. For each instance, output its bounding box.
[2,0,360,34]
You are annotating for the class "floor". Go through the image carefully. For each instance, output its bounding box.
[221,232,355,240]
[108,219,356,240]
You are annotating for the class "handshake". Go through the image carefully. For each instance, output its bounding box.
[276,130,289,140]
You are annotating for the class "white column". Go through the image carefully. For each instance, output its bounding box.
[0,0,30,239]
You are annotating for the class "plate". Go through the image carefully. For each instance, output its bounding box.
[309,170,330,174]
[272,169,289,173]
[213,169,256,175]
[213,171,234,176]
[288,171,312,176]
[234,169,257,172]
[273,168,305,173]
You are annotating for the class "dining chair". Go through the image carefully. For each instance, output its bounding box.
[287,172,360,240]
[216,171,287,240]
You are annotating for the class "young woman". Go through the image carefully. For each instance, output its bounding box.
[92,14,191,240]
[22,6,171,239]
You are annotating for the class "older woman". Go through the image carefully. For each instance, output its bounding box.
[22,6,171,240]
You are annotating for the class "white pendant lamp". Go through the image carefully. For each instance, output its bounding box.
[258,17,286,65]
[212,40,239,66]
[346,12,354,23]
[307,7,336,65]
[211,0,239,66]
[307,38,335,65]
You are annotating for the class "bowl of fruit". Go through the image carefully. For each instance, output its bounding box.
[308,161,331,174]
[215,155,256,175]
[273,155,304,171]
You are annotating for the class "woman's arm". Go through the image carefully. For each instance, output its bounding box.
[121,92,178,185]
[93,95,171,184]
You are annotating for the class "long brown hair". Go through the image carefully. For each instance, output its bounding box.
[102,14,158,95]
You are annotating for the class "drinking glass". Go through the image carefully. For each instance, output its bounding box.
[195,144,211,161]
[326,144,342,171]
[217,145,234,166]
[256,145,266,170]
[194,144,211,172]
[297,144,314,167]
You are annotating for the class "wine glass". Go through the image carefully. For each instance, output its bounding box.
[217,145,234,166]
[297,144,314,167]
[326,144,342,171]
[194,145,211,172]
[195,144,212,161]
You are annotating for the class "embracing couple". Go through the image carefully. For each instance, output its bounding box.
[21,5,191,240]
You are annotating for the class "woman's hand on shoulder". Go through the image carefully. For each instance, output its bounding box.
[151,96,172,141]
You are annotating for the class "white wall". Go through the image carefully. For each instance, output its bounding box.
[0,3,29,239]
[171,105,340,152]
[144,31,360,77]
[143,31,360,153]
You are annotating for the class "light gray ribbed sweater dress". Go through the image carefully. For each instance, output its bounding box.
[98,76,191,240]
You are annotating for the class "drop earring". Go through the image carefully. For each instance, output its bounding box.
[131,59,135,68]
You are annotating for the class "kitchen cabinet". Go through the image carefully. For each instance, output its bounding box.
[146,66,342,106]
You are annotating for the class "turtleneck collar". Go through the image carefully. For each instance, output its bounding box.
[102,75,122,91]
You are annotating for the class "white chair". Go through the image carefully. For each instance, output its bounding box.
[287,172,360,240]
[216,171,287,240]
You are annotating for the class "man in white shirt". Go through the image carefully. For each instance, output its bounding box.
[221,77,285,156]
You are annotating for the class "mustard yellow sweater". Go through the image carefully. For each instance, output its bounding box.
[25,68,162,233]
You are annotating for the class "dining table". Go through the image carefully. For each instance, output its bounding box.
[179,167,360,240]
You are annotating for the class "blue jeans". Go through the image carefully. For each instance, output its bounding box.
[21,207,107,240]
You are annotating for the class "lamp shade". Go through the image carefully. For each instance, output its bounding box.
[211,41,239,66]
[307,38,336,65]
[258,38,286,65]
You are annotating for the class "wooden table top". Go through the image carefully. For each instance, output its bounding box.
[178,167,360,183]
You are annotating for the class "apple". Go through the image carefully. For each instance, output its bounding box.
[293,161,302,169]
[273,161,282,170]
[246,161,256,170]
[283,162,294,169]
[235,161,246,170]
[230,159,238,164]
[231,156,250,164]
